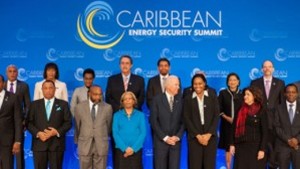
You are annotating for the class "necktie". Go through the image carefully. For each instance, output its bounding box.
[169,96,174,112]
[46,100,51,120]
[10,82,14,93]
[91,103,96,121]
[124,77,129,91]
[265,80,270,99]
[289,104,294,123]
[162,77,167,92]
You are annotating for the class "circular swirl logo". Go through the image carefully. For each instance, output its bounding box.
[217,48,230,62]
[17,68,28,81]
[274,48,287,62]
[77,1,125,49]
[249,68,262,80]
[74,68,84,81]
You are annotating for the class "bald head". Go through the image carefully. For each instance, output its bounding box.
[262,60,274,78]
[89,85,102,103]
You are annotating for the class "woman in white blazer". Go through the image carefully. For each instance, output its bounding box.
[33,62,68,102]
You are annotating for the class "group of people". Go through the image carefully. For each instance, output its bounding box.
[0,56,299,169]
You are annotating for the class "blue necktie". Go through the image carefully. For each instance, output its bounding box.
[46,100,51,120]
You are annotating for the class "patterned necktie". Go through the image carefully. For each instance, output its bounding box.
[169,96,174,112]
[91,103,96,121]
[10,82,14,93]
[289,104,294,123]
[124,77,129,91]
[46,100,51,120]
[265,80,270,99]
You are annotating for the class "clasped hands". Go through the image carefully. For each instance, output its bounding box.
[124,147,134,158]
[288,138,299,150]
[165,136,180,146]
[37,127,58,142]
[196,133,212,146]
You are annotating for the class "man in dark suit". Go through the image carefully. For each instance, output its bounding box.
[27,80,72,169]
[0,74,22,169]
[146,58,181,109]
[5,64,31,169]
[105,55,145,113]
[146,58,171,109]
[274,83,300,169]
[150,75,184,169]
[250,60,285,169]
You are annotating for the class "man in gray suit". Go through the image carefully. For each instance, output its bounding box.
[74,85,113,169]
[71,68,95,116]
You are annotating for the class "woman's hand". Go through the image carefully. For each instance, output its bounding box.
[257,151,264,160]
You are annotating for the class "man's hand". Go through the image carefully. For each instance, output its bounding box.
[37,131,48,142]
[44,127,58,138]
[12,142,21,154]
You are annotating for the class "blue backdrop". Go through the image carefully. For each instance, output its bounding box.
[1,0,300,168]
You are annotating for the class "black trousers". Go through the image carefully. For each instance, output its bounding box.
[114,149,143,169]
[33,151,64,169]
[0,146,13,169]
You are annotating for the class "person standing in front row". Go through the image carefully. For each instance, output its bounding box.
[218,73,243,169]
[5,64,31,169]
[112,91,146,169]
[71,68,95,116]
[183,74,219,169]
[150,75,184,169]
[0,74,22,169]
[250,60,285,169]
[105,55,145,113]
[27,80,72,169]
[274,84,300,169]
[230,86,268,169]
[74,85,113,169]
[34,62,69,102]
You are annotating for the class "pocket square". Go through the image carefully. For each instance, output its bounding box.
[55,105,61,111]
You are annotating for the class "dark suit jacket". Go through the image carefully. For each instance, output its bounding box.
[146,75,181,109]
[250,77,285,129]
[183,92,219,140]
[274,101,300,152]
[5,80,31,118]
[0,91,22,146]
[150,93,184,149]
[105,73,145,112]
[27,98,72,151]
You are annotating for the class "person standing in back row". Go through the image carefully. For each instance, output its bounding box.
[105,55,145,113]
[250,60,285,169]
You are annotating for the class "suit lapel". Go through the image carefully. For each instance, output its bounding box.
[49,98,58,122]
[84,102,93,123]
[162,94,171,112]
[259,78,268,101]
[95,102,104,122]
[0,91,9,112]
[15,81,21,95]
[40,99,48,122]
[155,76,163,93]
[268,78,277,100]
[127,74,134,91]
[118,74,126,92]
[292,102,300,125]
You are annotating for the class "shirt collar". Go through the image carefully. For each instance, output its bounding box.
[263,77,273,82]
[160,74,169,79]
[44,97,55,103]
[286,100,297,107]
[192,90,209,98]
[122,73,131,80]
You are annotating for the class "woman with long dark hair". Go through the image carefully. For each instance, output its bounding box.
[230,86,268,169]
